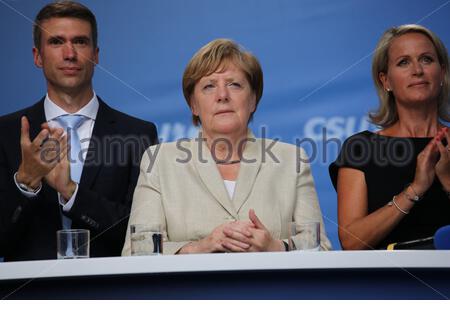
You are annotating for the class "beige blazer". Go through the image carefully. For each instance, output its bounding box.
[122,132,332,255]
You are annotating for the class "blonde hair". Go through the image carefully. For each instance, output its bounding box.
[370,24,450,127]
[182,39,263,126]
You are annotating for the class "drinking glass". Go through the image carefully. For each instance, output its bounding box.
[130,224,163,255]
[288,222,320,251]
[57,229,90,259]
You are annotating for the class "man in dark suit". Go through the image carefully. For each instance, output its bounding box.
[0,1,158,261]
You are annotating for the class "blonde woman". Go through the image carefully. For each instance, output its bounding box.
[330,25,450,250]
[123,39,331,255]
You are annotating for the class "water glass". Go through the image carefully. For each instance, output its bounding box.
[130,224,163,256]
[288,222,320,251]
[57,229,90,259]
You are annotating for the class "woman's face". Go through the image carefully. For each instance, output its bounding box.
[190,61,256,137]
[379,32,444,108]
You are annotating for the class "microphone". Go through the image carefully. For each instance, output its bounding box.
[386,237,434,250]
[434,225,450,250]
[386,225,450,250]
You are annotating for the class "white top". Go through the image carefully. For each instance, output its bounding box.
[14,93,99,211]
[0,251,449,281]
[223,179,236,199]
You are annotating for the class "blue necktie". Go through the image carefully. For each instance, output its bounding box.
[56,114,87,230]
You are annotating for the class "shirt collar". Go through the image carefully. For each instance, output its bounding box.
[44,92,99,122]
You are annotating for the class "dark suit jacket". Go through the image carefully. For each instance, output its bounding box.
[0,97,158,261]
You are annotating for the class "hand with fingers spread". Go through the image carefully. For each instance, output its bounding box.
[16,116,66,190]
[223,209,285,252]
[435,127,450,191]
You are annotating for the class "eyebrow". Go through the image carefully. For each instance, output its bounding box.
[201,76,245,83]
[47,35,91,43]
[72,36,90,42]
[392,51,436,61]
[47,35,65,43]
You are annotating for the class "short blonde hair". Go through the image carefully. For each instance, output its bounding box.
[370,24,450,127]
[182,39,263,126]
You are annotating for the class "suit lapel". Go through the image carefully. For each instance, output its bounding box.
[79,98,116,189]
[233,131,262,213]
[191,132,237,218]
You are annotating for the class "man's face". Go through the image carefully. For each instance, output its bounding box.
[33,17,99,96]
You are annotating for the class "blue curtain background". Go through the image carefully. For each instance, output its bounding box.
[1,0,449,250]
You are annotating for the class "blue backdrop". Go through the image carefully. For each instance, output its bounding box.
[1,0,449,249]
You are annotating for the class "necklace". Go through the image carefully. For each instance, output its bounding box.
[215,159,241,165]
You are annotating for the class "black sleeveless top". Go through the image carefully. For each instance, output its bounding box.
[329,130,450,249]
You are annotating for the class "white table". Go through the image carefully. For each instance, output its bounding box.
[1,251,449,299]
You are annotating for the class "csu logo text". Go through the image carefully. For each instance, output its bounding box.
[303,116,376,142]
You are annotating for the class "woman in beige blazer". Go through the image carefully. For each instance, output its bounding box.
[122,39,331,255]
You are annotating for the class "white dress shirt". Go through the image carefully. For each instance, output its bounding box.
[14,93,99,212]
[223,179,236,199]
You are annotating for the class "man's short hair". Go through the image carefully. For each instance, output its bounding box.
[33,1,98,51]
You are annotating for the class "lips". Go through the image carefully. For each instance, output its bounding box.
[215,110,234,115]
[59,67,81,75]
[408,81,429,87]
